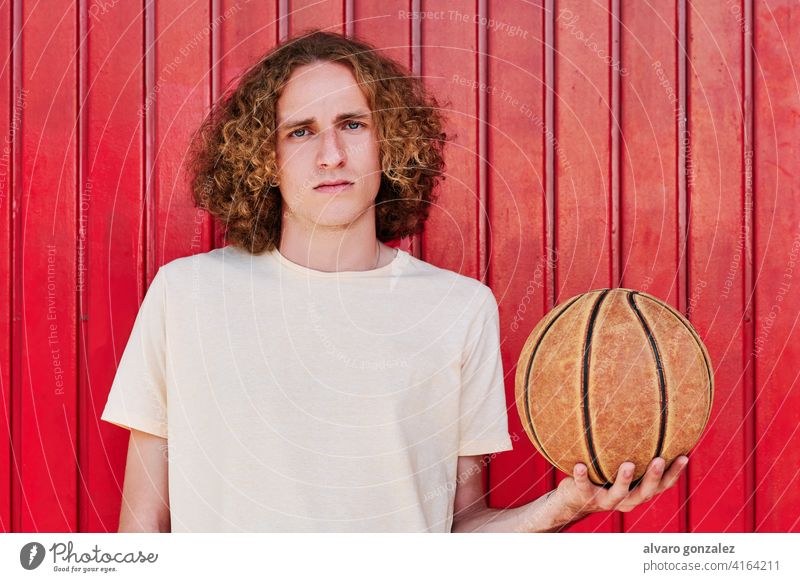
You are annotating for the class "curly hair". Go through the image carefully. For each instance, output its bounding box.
[187,29,451,255]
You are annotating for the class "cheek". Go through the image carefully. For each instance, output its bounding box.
[359,140,382,180]
[367,136,381,164]
[277,149,308,187]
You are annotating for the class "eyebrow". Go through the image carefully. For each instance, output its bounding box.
[277,110,372,130]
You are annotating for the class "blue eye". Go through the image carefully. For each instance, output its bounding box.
[287,121,365,139]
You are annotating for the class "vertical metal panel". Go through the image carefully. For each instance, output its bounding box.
[410,0,421,259]
[753,0,800,533]
[610,0,620,288]
[477,0,490,499]
[152,0,213,269]
[554,0,616,533]
[418,0,481,278]
[677,0,689,534]
[352,1,413,81]
[211,0,222,250]
[289,0,346,37]
[19,0,79,531]
[543,0,557,500]
[686,0,749,532]
[5,0,22,536]
[477,0,488,285]
[743,0,756,534]
[0,0,12,534]
[545,0,556,313]
[144,0,155,283]
[82,0,146,533]
[484,0,550,510]
[618,0,683,533]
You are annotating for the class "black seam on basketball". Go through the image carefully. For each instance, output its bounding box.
[582,289,611,485]
[628,292,668,461]
[638,293,714,433]
[522,294,585,471]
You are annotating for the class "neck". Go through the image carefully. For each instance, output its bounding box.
[278,208,392,272]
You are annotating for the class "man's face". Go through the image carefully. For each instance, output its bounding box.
[275,61,382,231]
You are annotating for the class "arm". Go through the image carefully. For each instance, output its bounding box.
[451,454,689,533]
[450,454,579,532]
[117,429,171,533]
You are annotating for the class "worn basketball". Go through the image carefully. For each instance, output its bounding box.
[514,288,713,487]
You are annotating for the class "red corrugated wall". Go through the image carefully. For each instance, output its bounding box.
[1,0,797,533]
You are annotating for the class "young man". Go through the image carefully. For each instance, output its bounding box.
[101,30,686,533]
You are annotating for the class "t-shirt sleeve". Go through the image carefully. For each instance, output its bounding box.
[457,286,514,456]
[100,267,168,439]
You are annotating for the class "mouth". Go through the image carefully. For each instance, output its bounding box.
[314,181,353,194]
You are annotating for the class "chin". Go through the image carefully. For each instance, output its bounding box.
[308,202,375,228]
[311,212,367,229]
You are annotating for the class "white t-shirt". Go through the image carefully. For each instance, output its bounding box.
[101,244,513,532]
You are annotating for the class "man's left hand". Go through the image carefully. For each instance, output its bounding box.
[554,455,690,519]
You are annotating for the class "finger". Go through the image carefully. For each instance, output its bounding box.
[628,457,665,503]
[607,462,636,506]
[659,456,689,491]
[572,463,597,496]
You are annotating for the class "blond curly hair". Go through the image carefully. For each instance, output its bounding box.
[187,29,451,254]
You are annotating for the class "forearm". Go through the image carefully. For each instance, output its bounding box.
[451,490,587,533]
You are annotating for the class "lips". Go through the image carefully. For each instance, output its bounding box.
[315,180,352,188]
[314,180,353,194]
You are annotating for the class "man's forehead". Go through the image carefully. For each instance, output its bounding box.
[277,66,371,125]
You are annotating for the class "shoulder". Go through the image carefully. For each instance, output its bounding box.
[403,253,497,310]
[155,245,253,283]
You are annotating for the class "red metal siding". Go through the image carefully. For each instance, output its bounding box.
[84,0,147,533]
[686,0,750,533]
[1,0,797,533]
[18,0,79,533]
[753,0,800,532]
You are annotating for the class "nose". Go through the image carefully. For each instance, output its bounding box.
[316,126,346,168]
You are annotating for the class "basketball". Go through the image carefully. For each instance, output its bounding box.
[514,288,714,487]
